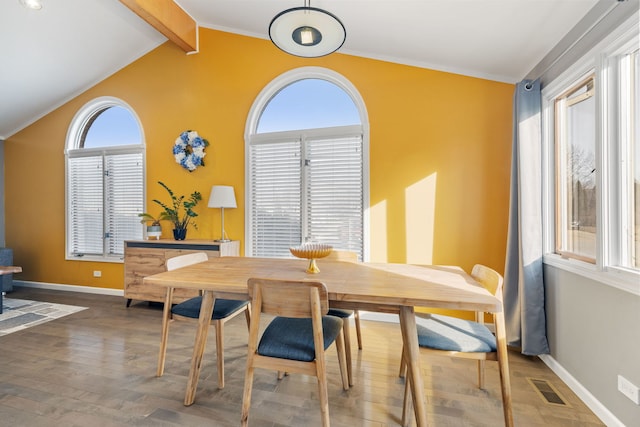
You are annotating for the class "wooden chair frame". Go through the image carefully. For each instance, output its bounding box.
[157,252,251,391]
[325,250,363,386]
[241,278,349,427]
[399,264,513,427]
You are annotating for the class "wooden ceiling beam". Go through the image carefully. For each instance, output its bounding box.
[120,0,198,53]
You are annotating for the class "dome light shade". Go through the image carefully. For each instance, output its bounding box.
[20,0,43,10]
[269,6,346,58]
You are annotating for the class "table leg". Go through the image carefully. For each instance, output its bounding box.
[399,305,428,427]
[184,290,215,406]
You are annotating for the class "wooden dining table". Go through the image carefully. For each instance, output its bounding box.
[143,256,508,427]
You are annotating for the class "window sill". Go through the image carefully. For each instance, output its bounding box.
[543,253,640,296]
[65,255,124,264]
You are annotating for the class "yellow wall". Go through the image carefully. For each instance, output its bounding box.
[5,29,513,291]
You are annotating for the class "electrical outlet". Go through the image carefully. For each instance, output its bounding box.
[93,270,102,278]
[618,375,640,405]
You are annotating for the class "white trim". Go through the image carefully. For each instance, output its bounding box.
[539,354,625,427]
[359,311,400,323]
[543,254,640,296]
[65,96,145,153]
[250,125,363,145]
[196,24,518,84]
[244,67,369,140]
[13,280,124,297]
[541,13,640,292]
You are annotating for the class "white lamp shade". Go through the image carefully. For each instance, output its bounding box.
[269,7,346,58]
[208,185,237,208]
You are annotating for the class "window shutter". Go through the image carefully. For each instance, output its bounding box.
[105,152,144,256]
[250,140,302,257]
[249,133,364,260]
[305,135,364,260]
[68,156,104,256]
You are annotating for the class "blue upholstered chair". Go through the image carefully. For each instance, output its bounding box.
[0,248,14,293]
[156,252,250,390]
[399,264,513,426]
[325,250,362,386]
[241,278,349,427]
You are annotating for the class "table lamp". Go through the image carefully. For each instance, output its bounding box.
[208,185,237,242]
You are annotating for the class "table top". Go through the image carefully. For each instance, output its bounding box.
[144,257,500,313]
[0,266,21,275]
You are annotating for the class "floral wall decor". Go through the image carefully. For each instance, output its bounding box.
[173,130,209,172]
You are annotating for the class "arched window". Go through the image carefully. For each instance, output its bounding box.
[246,67,369,260]
[65,97,145,261]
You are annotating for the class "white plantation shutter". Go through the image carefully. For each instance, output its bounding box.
[105,152,144,256]
[67,149,144,259]
[250,140,302,257]
[68,156,104,256]
[248,128,364,260]
[306,135,363,260]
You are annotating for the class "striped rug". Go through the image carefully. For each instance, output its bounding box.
[0,298,87,336]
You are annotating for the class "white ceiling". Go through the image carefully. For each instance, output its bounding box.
[0,0,601,139]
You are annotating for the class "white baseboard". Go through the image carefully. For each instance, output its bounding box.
[539,354,624,427]
[13,280,124,297]
[359,311,399,323]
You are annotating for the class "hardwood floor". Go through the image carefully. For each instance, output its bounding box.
[0,287,604,427]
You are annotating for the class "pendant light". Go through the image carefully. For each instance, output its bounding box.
[269,0,346,58]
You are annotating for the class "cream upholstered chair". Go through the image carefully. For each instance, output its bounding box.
[399,264,513,426]
[325,250,362,386]
[157,252,250,390]
[241,278,349,427]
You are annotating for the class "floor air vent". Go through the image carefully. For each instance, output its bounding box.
[527,378,570,406]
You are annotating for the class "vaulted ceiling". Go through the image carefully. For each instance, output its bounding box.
[0,0,603,139]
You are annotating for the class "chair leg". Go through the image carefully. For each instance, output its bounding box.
[215,319,225,389]
[341,317,354,386]
[315,351,331,427]
[157,287,174,377]
[401,358,412,427]
[335,325,349,391]
[240,361,255,427]
[398,345,406,378]
[244,304,251,330]
[477,360,485,389]
[354,310,363,350]
[495,310,514,427]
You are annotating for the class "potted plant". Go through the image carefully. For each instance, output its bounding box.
[148,181,202,240]
[138,213,163,240]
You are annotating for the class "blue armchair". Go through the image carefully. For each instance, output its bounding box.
[0,248,13,293]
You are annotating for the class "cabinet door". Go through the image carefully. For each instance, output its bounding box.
[124,247,202,303]
[124,240,239,304]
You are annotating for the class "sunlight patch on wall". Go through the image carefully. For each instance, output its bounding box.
[370,200,388,262]
[405,173,437,265]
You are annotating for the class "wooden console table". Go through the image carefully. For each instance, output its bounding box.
[123,240,239,306]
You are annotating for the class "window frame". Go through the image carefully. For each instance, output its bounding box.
[245,67,370,261]
[65,96,146,263]
[542,15,640,295]
[553,73,597,264]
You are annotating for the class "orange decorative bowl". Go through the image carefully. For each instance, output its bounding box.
[290,243,333,273]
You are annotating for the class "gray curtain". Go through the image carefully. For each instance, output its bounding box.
[503,79,550,356]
